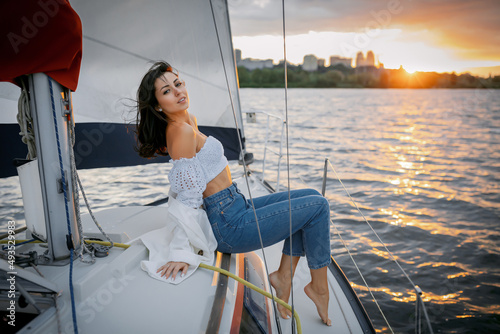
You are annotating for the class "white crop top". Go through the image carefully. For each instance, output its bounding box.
[168,136,229,208]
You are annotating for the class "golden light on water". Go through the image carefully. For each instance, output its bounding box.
[447,272,469,280]
[349,281,468,305]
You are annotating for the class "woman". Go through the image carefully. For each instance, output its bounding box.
[135,61,332,326]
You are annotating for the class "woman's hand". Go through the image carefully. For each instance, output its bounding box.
[157,261,189,280]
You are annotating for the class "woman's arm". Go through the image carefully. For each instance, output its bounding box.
[167,122,197,160]
[156,219,198,280]
[157,261,188,280]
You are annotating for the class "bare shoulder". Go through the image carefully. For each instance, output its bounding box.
[189,113,198,129]
[167,123,197,160]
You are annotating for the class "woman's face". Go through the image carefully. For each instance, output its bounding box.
[154,71,189,116]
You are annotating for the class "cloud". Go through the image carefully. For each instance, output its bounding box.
[228,0,500,61]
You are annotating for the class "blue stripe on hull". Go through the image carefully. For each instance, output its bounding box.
[1,123,241,178]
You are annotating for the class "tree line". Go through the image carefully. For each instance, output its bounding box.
[237,65,500,89]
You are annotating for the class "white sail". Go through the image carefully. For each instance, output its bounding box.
[0,0,244,177]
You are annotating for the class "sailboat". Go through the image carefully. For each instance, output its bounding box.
[1,0,433,333]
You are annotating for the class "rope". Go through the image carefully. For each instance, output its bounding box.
[1,238,35,250]
[63,96,115,264]
[48,77,79,334]
[208,1,282,331]
[17,80,36,159]
[0,239,128,249]
[280,1,296,332]
[199,263,302,334]
[66,106,96,265]
[46,238,304,334]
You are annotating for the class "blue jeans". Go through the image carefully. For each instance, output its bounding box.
[203,183,331,269]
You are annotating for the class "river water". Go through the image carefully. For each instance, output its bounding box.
[1,88,499,333]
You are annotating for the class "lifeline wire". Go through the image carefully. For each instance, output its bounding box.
[208,1,283,332]
[280,0,296,332]
[48,77,79,334]
[293,155,395,332]
[326,159,419,291]
[296,131,433,332]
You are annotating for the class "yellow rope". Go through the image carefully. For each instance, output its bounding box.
[0,239,129,248]
[0,239,42,244]
[1,239,302,332]
[83,239,130,249]
[199,262,302,333]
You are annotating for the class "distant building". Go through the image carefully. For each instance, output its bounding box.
[355,51,366,67]
[303,54,318,72]
[318,58,325,67]
[356,51,377,68]
[238,58,274,70]
[366,51,375,67]
[329,56,352,68]
[235,49,273,70]
[278,59,293,67]
[235,49,242,63]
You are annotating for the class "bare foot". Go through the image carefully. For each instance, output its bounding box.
[304,282,331,326]
[269,271,292,319]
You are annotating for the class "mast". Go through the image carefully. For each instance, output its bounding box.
[27,73,79,262]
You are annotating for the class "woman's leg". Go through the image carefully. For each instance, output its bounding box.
[269,254,300,319]
[250,188,322,210]
[205,186,331,324]
[233,191,332,324]
[305,266,331,326]
[221,193,331,266]
[269,255,331,325]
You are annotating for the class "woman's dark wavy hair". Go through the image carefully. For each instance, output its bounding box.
[135,61,177,158]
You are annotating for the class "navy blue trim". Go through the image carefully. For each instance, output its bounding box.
[328,255,376,333]
[0,123,242,178]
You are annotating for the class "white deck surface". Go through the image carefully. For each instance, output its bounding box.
[10,173,369,333]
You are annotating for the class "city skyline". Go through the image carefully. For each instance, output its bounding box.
[228,0,500,77]
[236,49,379,70]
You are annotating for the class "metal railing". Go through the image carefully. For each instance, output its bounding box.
[243,110,286,191]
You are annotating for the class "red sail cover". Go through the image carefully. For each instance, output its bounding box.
[0,0,82,91]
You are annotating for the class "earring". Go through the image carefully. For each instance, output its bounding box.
[158,108,162,111]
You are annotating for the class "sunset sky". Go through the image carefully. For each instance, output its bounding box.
[228,0,500,76]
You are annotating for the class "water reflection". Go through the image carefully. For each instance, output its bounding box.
[1,88,498,332]
[241,88,500,332]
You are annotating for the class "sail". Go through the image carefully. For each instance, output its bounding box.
[0,0,244,178]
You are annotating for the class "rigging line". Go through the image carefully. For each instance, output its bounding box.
[207,1,282,332]
[67,100,96,265]
[326,159,419,291]
[48,77,79,334]
[280,0,295,333]
[83,35,227,92]
[331,222,395,334]
[288,155,395,332]
[296,134,421,293]
[278,137,433,333]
